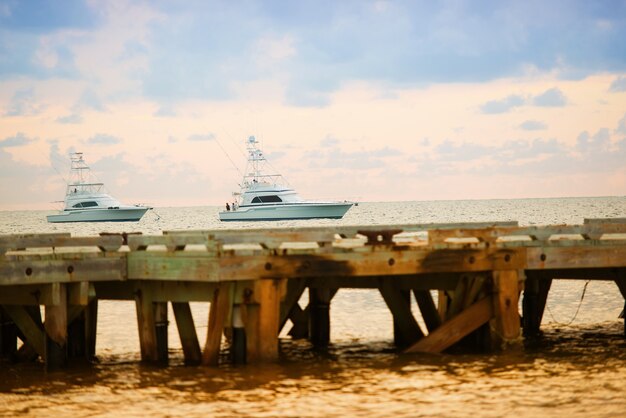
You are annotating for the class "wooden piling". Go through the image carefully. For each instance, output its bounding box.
[172,302,202,365]
[202,283,231,366]
[492,270,522,346]
[0,308,17,359]
[309,287,332,347]
[379,281,423,347]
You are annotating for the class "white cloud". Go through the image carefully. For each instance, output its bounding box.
[532,87,568,107]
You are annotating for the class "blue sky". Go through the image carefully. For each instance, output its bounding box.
[0,0,625,209]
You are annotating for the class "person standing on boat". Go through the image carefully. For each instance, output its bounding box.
[226,202,230,211]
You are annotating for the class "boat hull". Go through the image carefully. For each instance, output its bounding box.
[47,207,150,223]
[219,202,353,221]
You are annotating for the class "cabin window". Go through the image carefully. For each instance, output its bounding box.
[251,195,282,204]
[73,201,98,208]
[260,195,282,203]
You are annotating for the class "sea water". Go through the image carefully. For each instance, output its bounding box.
[0,197,625,417]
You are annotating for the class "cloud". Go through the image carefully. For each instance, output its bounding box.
[480,95,525,114]
[306,144,402,170]
[188,133,216,142]
[154,105,177,117]
[519,120,547,131]
[616,113,626,136]
[74,89,107,112]
[435,140,494,161]
[86,134,122,145]
[3,88,46,116]
[320,136,339,147]
[0,132,34,148]
[576,129,610,153]
[56,113,83,124]
[609,76,626,92]
[532,87,568,107]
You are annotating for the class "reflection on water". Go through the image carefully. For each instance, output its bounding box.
[1,197,626,417]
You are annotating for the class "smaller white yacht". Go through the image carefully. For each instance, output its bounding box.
[219,136,353,221]
[47,152,151,223]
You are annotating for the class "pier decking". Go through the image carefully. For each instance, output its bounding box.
[1,219,625,370]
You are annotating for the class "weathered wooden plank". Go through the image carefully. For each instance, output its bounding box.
[379,281,424,346]
[218,247,525,281]
[3,305,46,359]
[127,234,220,252]
[429,223,626,245]
[584,218,626,225]
[492,270,521,343]
[405,297,494,353]
[0,235,122,253]
[172,302,202,365]
[0,233,71,254]
[128,252,219,281]
[0,256,126,285]
[526,246,626,270]
[413,290,442,333]
[202,283,232,366]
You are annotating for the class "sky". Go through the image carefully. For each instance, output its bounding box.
[1,0,626,210]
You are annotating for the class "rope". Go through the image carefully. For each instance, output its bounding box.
[545,280,590,326]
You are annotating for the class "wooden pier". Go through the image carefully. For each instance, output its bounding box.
[1,219,626,370]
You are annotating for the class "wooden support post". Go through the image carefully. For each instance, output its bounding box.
[616,270,626,337]
[536,278,552,327]
[405,297,494,353]
[0,307,17,359]
[243,279,285,363]
[522,273,541,339]
[231,304,246,364]
[279,278,307,332]
[438,290,450,320]
[172,302,202,365]
[379,281,424,347]
[492,270,521,347]
[257,279,283,361]
[413,290,442,333]
[309,287,332,347]
[44,283,68,370]
[202,283,232,366]
[135,287,158,363]
[84,299,98,360]
[154,302,168,365]
[67,308,87,360]
[14,306,43,362]
[3,305,45,360]
[287,304,310,340]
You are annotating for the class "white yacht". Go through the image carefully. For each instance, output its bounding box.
[47,152,151,223]
[219,136,353,221]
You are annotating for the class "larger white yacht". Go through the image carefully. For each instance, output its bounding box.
[219,136,353,221]
[47,152,151,223]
